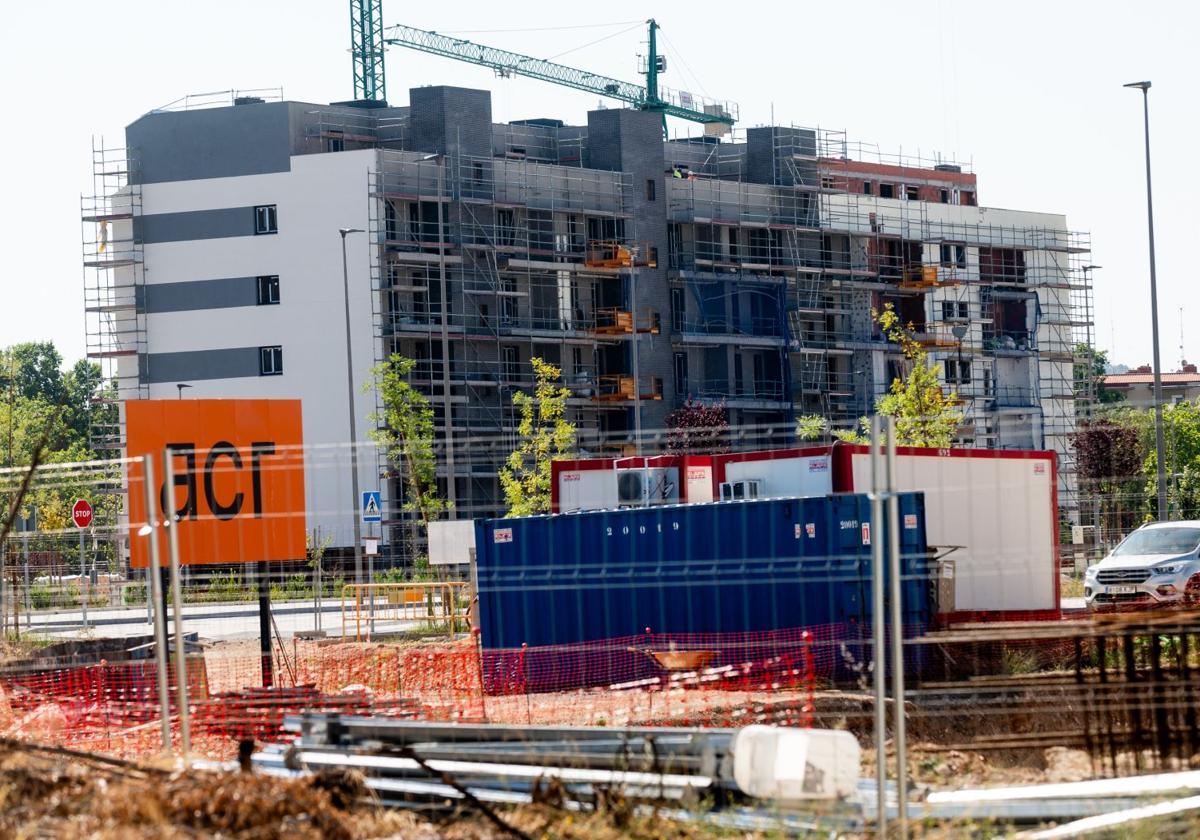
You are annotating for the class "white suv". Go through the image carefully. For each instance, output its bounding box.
[1085,522,1200,608]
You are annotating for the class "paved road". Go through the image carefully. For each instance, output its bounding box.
[21,599,423,641]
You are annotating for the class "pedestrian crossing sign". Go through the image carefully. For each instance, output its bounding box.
[362,490,382,523]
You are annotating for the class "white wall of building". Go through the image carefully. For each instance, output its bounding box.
[139,150,382,548]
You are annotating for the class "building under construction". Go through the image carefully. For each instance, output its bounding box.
[82,84,1094,552]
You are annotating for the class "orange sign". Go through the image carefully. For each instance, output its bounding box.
[126,400,306,567]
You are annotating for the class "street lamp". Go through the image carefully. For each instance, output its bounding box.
[339,227,366,591]
[175,383,192,400]
[1124,81,1168,519]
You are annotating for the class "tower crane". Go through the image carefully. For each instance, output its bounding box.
[348,2,737,133]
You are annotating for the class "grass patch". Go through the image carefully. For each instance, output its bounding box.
[1060,574,1086,599]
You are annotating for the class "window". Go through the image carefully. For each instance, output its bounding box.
[941,300,969,321]
[254,205,277,235]
[572,346,584,377]
[496,208,517,247]
[673,352,689,396]
[259,346,283,376]
[904,185,919,201]
[939,243,966,268]
[326,132,344,153]
[671,288,685,332]
[862,181,874,196]
[961,190,976,206]
[256,275,280,305]
[939,188,950,204]
[879,183,894,199]
[821,176,836,190]
[502,346,519,381]
[645,178,657,201]
[944,359,971,385]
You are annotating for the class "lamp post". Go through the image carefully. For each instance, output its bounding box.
[1124,81,1168,519]
[339,227,366,591]
[175,383,192,400]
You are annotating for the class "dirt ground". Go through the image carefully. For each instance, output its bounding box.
[0,740,772,840]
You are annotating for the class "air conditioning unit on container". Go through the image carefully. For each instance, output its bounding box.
[720,479,762,501]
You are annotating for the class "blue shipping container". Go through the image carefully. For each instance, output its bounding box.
[474,493,931,654]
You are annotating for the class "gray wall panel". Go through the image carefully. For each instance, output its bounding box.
[144,277,261,313]
[127,102,291,184]
[143,347,265,383]
[137,207,259,244]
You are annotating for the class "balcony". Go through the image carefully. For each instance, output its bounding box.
[592,375,663,402]
[686,379,788,405]
[678,316,783,345]
[912,325,963,348]
[984,330,1037,355]
[592,308,661,335]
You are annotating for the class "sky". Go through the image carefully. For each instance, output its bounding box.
[0,0,1195,369]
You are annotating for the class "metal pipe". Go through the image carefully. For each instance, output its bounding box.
[885,416,908,837]
[141,454,172,755]
[163,450,192,761]
[869,415,886,838]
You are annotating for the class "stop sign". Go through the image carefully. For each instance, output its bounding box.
[72,499,93,529]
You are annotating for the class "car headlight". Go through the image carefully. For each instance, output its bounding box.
[1085,566,1099,579]
[1153,563,1186,576]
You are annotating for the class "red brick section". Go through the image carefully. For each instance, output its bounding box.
[820,157,978,204]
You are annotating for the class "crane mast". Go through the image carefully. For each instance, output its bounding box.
[350,0,387,101]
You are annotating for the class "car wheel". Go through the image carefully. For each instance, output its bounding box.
[1185,575,1200,606]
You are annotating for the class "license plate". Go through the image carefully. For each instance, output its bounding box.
[1106,585,1137,595]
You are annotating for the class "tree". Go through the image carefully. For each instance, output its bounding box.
[1073,417,1144,539]
[1074,343,1124,405]
[368,354,447,527]
[666,400,730,455]
[499,357,576,516]
[871,304,963,447]
[1141,400,1200,521]
[796,414,829,443]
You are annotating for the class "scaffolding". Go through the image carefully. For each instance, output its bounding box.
[81,138,144,454]
[368,149,646,530]
[662,124,1093,516]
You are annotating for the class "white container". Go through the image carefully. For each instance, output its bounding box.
[732,725,860,801]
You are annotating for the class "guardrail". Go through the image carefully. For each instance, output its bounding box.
[340,581,469,641]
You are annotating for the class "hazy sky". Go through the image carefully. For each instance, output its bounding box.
[1,0,1195,369]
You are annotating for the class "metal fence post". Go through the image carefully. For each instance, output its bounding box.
[22,531,30,629]
[869,415,886,837]
[79,529,88,632]
[142,454,173,755]
[163,449,191,762]
[885,416,908,837]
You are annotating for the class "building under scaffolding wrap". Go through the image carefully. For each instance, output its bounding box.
[81,85,1094,559]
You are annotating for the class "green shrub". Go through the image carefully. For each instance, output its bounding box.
[29,585,53,611]
[123,583,147,606]
[203,572,247,603]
